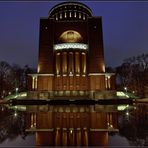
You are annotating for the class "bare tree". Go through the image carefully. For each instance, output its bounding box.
[116,53,148,97]
[0,61,12,98]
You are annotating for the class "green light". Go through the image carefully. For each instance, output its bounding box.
[117,105,127,111]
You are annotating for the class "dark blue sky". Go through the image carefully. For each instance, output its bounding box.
[0,1,148,68]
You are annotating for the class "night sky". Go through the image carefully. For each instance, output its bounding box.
[0,1,148,68]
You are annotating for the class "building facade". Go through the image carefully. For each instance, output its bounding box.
[28,2,115,99]
[25,2,118,146]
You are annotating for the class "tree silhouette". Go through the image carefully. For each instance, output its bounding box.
[116,53,148,97]
[0,61,12,98]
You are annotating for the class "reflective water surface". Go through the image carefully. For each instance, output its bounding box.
[0,103,147,146]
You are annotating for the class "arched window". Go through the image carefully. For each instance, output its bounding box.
[59,30,83,43]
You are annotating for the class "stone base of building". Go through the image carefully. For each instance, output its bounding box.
[27,90,116,100]
[93,90,116,99]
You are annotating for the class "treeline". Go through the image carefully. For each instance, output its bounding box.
[116,53,148,97]
[0,61,36,99]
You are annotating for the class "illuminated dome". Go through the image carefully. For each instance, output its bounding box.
[48,2,92,21]
[59,30,83,43]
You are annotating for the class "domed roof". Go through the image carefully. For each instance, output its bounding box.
[48,1,92,20]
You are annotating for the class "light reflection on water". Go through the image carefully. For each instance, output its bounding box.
[0,104,147,146]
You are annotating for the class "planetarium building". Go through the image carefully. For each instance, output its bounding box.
[28,2,115,99]
[25,2,118,146]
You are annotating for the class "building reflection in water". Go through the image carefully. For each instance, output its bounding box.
[25,105,118,146]
[25,1,118,145]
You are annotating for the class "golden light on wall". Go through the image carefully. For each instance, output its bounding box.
[32,75,38,90]
[62,52,67,74]
[81,52,86,74]
[37,65,40,73]
[102,63,105,73]
[59,30,83,43]
[75,52,80,74]
[68,52,74,74]
[56,52,61,75]
[105,74,111,89]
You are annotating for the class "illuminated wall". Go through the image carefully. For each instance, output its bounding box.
[28,1,116,98]
[26,2,117,147]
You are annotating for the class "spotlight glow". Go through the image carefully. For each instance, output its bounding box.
[54,43,88,50]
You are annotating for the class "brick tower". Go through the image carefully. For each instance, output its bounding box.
[28,1,115,99]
